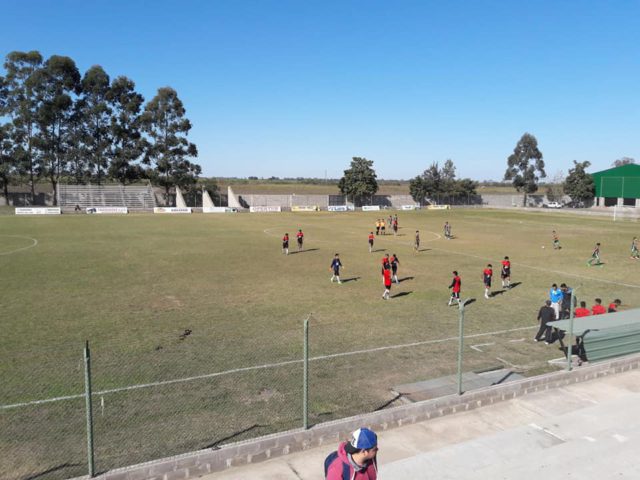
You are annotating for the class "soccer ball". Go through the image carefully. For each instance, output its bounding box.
[541,246,545,249]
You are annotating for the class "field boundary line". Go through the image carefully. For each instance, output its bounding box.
[0,325,535,411]
[0,235,38,256]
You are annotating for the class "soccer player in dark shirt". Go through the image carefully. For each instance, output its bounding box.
[414,230,420,252]
[330,253,343,284]
[391,254,400,284]
[282,233,289,255]
[559,283,573,319]
[535,300,555,343]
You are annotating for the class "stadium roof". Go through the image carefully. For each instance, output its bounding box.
[591,164,640,177]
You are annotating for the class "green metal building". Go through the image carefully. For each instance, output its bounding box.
[592,164,640,207]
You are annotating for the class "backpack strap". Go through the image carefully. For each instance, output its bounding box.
[323,450,351,480]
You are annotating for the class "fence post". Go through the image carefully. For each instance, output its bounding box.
[457,300,469,395]
[84,341,96,477]
[303,317,309,429]
[566,287,579,371]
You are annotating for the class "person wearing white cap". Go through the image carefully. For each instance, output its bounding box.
[324,427,378,479]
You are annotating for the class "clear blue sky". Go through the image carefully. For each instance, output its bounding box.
[2,0,638,180]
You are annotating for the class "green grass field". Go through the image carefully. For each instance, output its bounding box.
[1,208,639,479]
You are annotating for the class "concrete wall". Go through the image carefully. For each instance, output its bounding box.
[88,353,640,480]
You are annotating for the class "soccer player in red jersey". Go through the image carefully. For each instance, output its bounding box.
[574,301,590,317]
[591,298,606,315]
[381,254,390,277]
[482,264,493,299]
[608,299,621,313]
[448,271,461,306]
[282,233,289,255]
[501,256,511,289]
[382,268,392,300]
[368,232,375,253]
[296,229,304,251]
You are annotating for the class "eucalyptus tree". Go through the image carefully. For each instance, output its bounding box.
[0,122,16,202]
[32,55,81,204]
[140,87,199,197]
[2,51,43,200]
[80,65,111,184]
[504,133,546,206]
[107,76,145,184]
[66,97,90,184]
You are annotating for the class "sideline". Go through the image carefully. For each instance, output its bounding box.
[0,235,38,256]
[0,325,535,411]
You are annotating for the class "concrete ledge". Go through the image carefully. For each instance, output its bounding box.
[88,353,640,480]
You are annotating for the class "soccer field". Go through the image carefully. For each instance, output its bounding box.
[1,208,639,479]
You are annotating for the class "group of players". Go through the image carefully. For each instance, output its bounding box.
[281,229,305,255]
[374,215,399,236]
[446,256,512,306]
[281,219,638,306]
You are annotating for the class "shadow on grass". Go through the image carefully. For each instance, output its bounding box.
[463,298,476,306]
[341,277,361,283]
[289,248,319,255]
[398,276,414,283]
[25,463,83,480]
[391,291,412,298]
[416,248,431,252]
[371,248,387,253]
[510,281,522,289]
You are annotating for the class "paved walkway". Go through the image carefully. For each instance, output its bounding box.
[203,369,640,479]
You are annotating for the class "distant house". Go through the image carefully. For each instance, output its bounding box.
[592,164,640,207]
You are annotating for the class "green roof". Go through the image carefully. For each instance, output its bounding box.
[592,165,640,198]
[548,309,640,336]
[549,309,640,362]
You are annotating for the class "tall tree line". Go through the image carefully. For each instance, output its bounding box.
[0,51,200,205]
[409,159,478,205]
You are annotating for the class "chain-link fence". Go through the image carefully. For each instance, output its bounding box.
[1,312,546,480]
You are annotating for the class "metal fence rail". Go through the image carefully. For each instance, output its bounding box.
[0,316,541,480]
